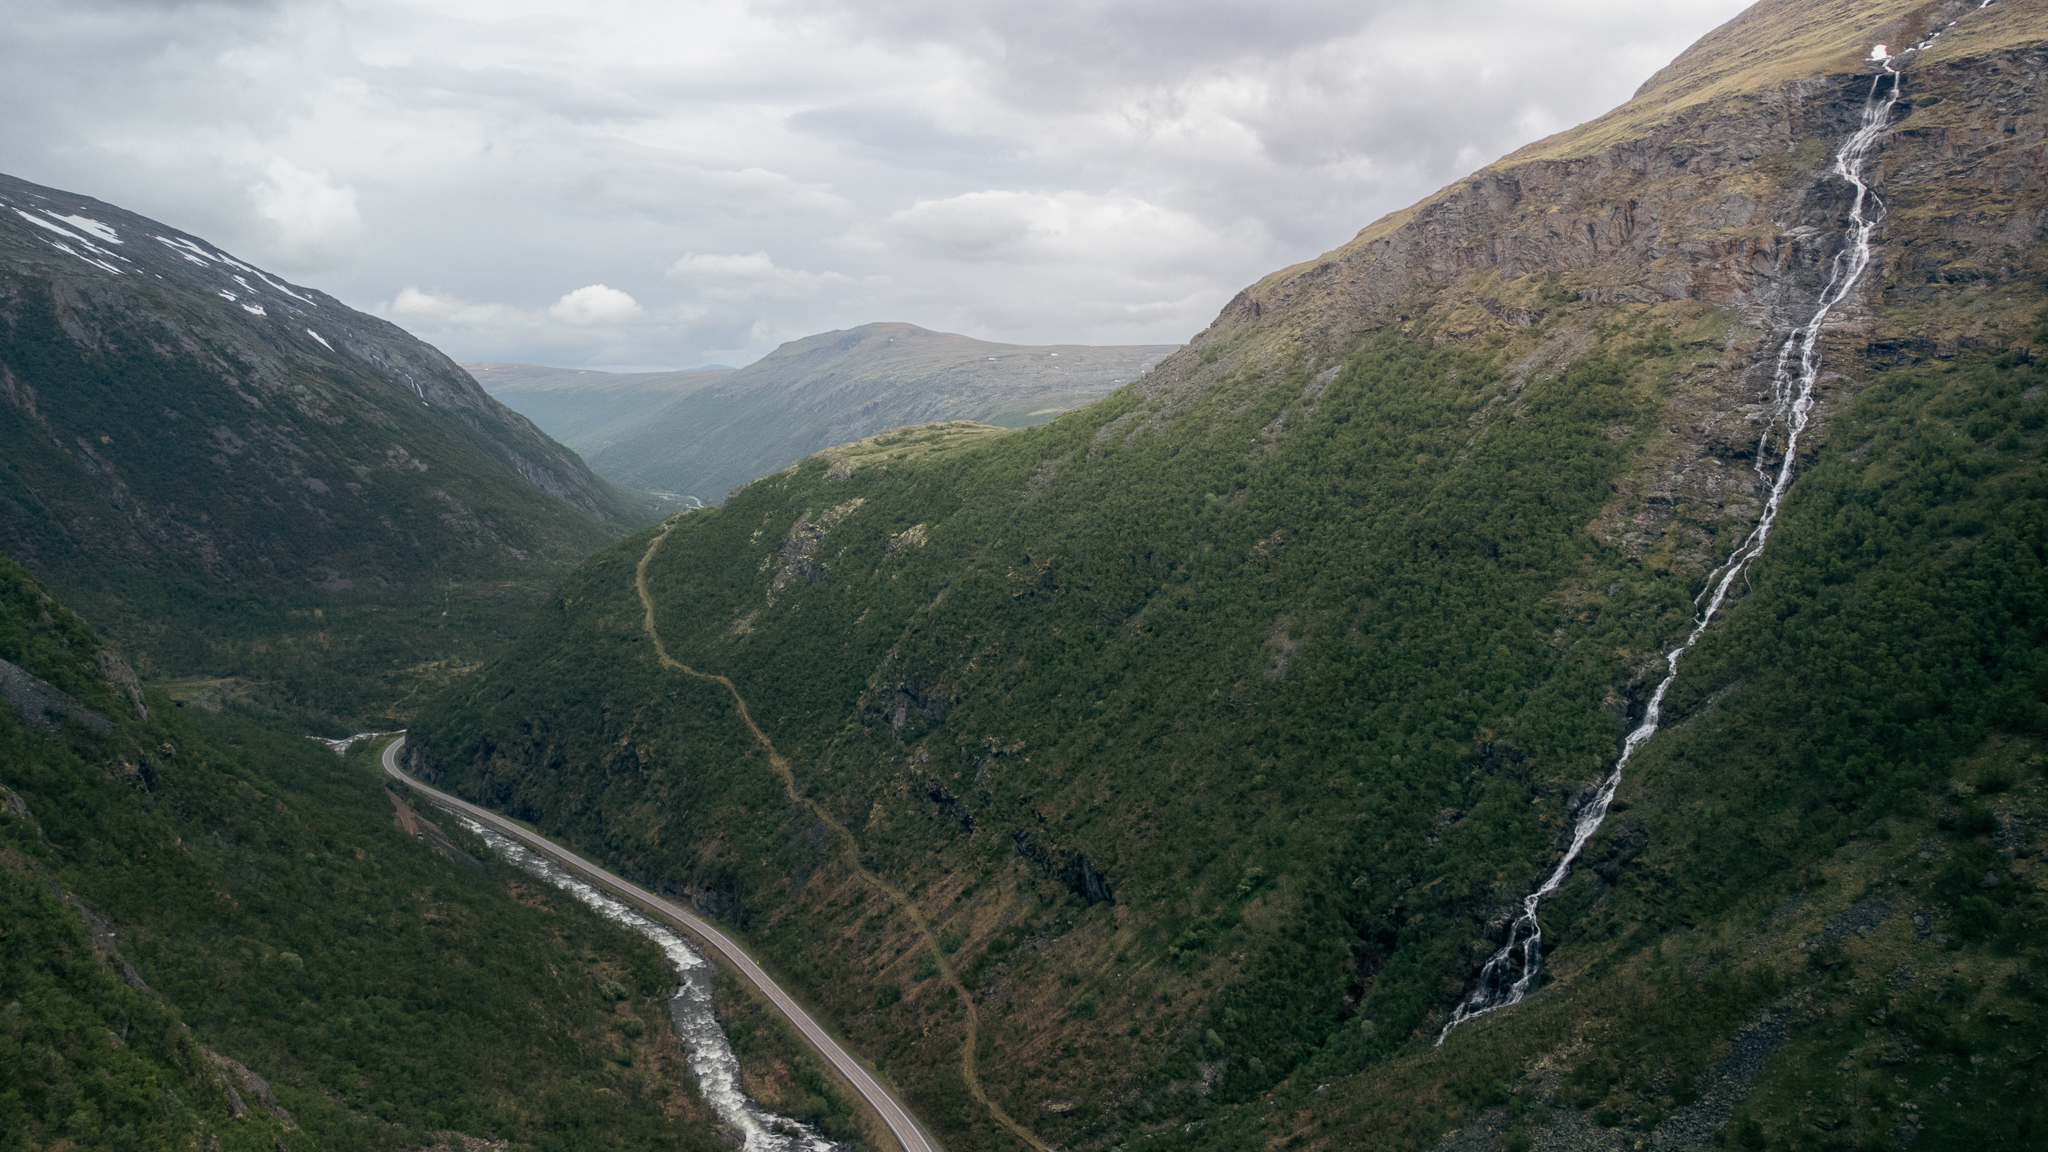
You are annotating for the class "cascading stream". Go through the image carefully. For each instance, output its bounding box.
[455,815,839,1152]
[1435,12,1980,1044]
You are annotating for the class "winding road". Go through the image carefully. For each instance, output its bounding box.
[380,734,942,1152]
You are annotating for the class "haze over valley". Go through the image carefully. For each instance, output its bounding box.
[473,323,1178,505]
[2,2,2045,1152]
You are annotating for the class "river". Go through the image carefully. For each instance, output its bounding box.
[455,815,840,1152]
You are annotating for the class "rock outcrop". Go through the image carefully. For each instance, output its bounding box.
[1141,0,2045,579]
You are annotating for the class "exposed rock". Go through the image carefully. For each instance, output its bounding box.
[885,522,929,556]
[1133,13,2047,583]
[926,784,974,832]
[1013,830,1115,905]
[1807,896,1893,949]
[0,655,111,735]
[204,1048,297,1128]
[767,498,864,605]
[405,1134,510,1152]
[91,648,147,719]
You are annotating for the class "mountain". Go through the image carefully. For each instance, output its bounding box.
[552,322,1179,504]
[409,3,2045,1152]
[466,362,734,487]
[0,556,738,1151]
[0,172,658,722]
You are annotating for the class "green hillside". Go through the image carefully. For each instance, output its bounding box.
[406,3,2048,1149]
[0,173,659,725]
[567,323,1178,505]
[0,557,728,1151]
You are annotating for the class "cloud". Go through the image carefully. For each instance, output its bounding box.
[884,191,1224,273]
[0,0,1753,369]
[667,252,852,301]
[248,158,366,272]
[549,284,645,326]
[383,287,523,327]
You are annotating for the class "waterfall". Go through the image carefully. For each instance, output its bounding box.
[1434,13,1976,1044]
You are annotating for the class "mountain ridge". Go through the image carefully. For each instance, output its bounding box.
[561,321,1177,503]
[409,2,2045,1148]
[0,170,656,721]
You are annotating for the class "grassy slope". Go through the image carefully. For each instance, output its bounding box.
[405,4,2048,1144]
[583,324,1177,505]
[0,272,654,727]
[406,318,1709,1143]
[413,301,2046,1150]
[0,558,728,1152]
[1,849,301,1152]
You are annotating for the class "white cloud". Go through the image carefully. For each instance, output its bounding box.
[383,287,524,327]
[549,283,645,326]
[248,158,367,273]
[668,251,854,301]
[0,0,1755,368]
[885,191,1226,273]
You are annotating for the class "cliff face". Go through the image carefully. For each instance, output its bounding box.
[1147,0,2044,573]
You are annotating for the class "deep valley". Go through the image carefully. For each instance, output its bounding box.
[3,1,2045,1151]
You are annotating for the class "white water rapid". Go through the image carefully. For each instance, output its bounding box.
[1436,16,1976,1044]
[456,816,839,1152]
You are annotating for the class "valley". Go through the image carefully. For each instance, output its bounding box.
[3,0,2045,1150]
[476,324,1178,508]
[380,733,934,1152]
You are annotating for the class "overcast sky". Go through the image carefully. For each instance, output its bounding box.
[2,0,1751,370]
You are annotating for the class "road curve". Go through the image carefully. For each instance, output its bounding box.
[381,734,942,1152]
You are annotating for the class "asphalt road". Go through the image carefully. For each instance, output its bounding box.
[381,734,941,1152]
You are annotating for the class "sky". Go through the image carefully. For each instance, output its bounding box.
[1,0,1752,370]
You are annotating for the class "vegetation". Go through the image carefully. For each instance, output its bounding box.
[0,251,654,725]
[412,296,2047,1148]
[576,322,1175,505]
[0,558,728,1151]
[711,966,873,1145]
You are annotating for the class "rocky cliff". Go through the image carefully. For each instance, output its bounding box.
[1150,0,2044,581]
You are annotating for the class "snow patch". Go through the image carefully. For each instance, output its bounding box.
[42,241,125,275]
[18,211,85,243]
[19,213,127,274]
[242,303,267,316]
[151,234,318,305]
[155,235,219,263]
[49,214,120,243]
[306,328,333,350]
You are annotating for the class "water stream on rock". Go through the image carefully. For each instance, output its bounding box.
[1436,11,1983,1042]
[455,816,838,1152]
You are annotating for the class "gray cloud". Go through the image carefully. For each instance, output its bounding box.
[0,0,1748,369]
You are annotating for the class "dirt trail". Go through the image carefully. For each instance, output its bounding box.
[635,515,1047,1152]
